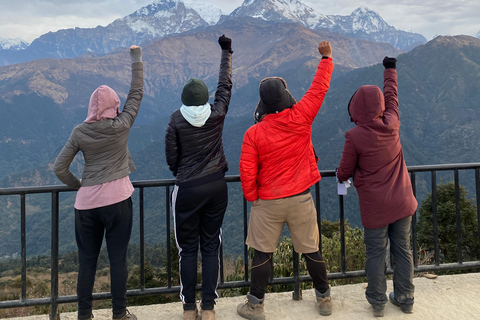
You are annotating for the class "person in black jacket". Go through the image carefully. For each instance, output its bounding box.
[165,35,233,320]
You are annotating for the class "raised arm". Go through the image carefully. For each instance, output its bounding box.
[292,41,334,124]
[383,56,399,121]
[212,35,233,116]
[115,45,144,127]
[53,132,82,189]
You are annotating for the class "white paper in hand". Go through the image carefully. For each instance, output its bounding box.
[337,179,351,195]
[337,181,347,195]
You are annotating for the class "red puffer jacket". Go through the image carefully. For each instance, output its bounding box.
[336,68,417,229]
[239,58,334,201]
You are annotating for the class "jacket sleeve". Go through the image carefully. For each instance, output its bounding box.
[53,133,82,189]
[336,131,358,182]
[292,58,334,124]
[383,68,399,122]
[211,49,233,116]
[239,129,259,202]
[115,61,144,127]
[165,115,179,176]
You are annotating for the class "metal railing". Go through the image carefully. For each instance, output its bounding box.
[1,163,480,319]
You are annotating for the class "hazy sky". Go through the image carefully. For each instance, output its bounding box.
[0,0,479,43]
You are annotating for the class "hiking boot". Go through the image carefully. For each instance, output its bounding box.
[389,292,413,314]
[183,306,199,320]
[237,293,265,320]
[372,304,385,317]
[115,310,137,320]
[201,308,215,320]
[315,287,332,316]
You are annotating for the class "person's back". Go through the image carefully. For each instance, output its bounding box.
[336,64,416,229]
[240,55,333,201]
[167,99,228,183]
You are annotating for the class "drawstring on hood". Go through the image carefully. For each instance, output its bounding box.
[180,103,212,127]
[84,85,120,123]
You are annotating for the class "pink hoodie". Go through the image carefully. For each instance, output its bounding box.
[84,85,120,123]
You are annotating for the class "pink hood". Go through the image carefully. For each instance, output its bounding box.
[84,85,120,123]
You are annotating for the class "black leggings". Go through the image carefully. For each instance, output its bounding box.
[250,249,329,299]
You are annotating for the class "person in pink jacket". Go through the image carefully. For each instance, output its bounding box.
[336,57,417,317]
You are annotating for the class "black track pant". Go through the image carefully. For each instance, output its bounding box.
[172,178,228,310]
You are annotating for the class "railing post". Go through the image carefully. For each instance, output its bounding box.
[410,172,418,267]
[292,251,302,300]
[50,192,60,320]
[454,170,463,264]
[21,194,27,301]
[315,182,322,255]
[476,169,480,258]
[166,185,172,288]
[339,195,346,274]
[139,187,145,291]
[431,171,440,266]
[243,197,249,283]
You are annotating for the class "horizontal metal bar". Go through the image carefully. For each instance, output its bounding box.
[3,163,480,196]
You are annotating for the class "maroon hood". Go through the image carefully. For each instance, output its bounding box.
[348,85,385,125]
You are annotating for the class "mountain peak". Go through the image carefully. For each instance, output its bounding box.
[0,37,29,50]
[131,0,222,25]
[231,0,327,27]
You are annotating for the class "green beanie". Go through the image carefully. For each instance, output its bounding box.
[181,78,209,106]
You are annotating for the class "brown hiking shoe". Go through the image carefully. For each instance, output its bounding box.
[315,288,332,316]
[183,308,198,320]
[201,308,215,320]
[237,293,265,320]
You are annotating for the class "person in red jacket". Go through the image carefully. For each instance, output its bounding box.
[237,41,334,320]
[336,57,417,317]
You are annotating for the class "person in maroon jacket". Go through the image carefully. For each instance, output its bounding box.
[336,57,417,317]
[237,41,334,320]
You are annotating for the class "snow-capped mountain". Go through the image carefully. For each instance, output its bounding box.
[325,7,426,51]
[230,0,332,28]
[476,31,480,39]
[230,0,425,51]
[117,0,221,38]
[0,37,29,50]
[0,0,222,66]
[0,0,426,66]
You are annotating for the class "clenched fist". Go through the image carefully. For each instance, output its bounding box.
[318,41,332,58]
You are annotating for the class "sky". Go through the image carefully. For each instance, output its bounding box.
[0,0,479,43]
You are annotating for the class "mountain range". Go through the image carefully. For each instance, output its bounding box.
[0,0,426,66]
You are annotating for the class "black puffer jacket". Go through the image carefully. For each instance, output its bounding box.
[165,49,232,186]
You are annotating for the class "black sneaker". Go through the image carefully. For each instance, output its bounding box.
[389,292,413,314]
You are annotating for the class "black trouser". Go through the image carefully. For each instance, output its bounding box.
[75,197,133,320]
[250,249,329,299]
[172,178,228,310]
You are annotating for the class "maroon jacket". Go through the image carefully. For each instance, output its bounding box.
[336,68,417,229]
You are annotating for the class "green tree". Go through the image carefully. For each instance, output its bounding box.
[417,182,479,263]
